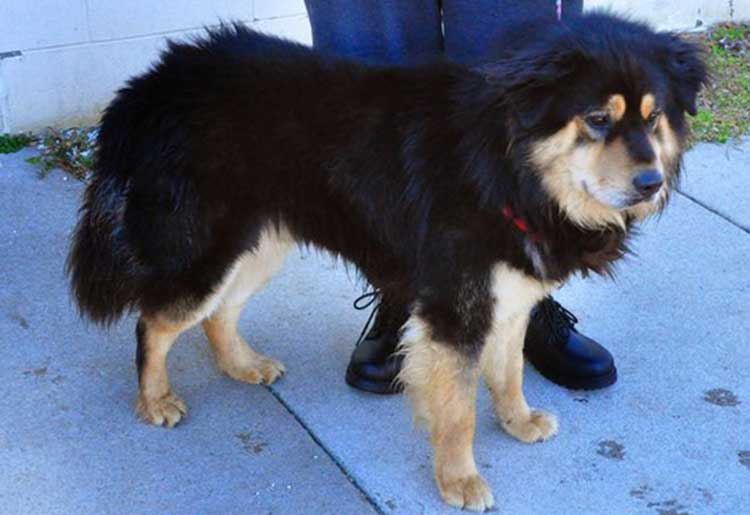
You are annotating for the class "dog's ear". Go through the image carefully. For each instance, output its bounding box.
[660,34,708,116]
[478,41,581,130]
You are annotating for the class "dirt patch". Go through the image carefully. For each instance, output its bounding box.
[23,366,48,377]
[597,440,625,460]
[703,388,740,407]
[647,498,691,515]
[631,484,711,515]
[8,312,30,329]
[630,484,654,500]
[236,431,268,455]
[739,451,750,470]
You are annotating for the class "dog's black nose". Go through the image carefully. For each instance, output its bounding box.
[632,170,663,198]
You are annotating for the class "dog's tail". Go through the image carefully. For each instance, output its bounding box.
[67,172,143,325]
[66,97,147,325]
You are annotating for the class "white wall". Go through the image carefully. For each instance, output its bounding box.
[0,0,311,132]
[586,0,748,31]
[1,0,748,132]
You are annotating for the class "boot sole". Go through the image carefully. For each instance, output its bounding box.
[346,356,616,393]
[345,364,404,395]
[527,360,618,391]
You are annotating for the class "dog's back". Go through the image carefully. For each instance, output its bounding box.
[68,25,329,323]
[69,23,457,325]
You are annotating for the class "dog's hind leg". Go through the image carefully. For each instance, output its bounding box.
[481,313,558,443]
[203,302,285,384]
[202,224,292,385]
[398,317,495,512]
[135,314,191,427]
[135,224,292,426]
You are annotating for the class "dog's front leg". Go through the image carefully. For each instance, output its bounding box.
[482,313,558,442]
[398,317,494,512]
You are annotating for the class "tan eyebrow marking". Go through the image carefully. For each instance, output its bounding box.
[607,94,626,121]
[641,93,656,119]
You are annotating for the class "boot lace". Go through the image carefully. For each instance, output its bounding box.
[353,289,381,346]
[537,297,578,346]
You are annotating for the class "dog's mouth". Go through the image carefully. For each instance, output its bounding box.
[623,187,663,207]
[582,180,662,211]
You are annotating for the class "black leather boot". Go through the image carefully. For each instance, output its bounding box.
[345,291,408,394]
[345,293,616,394]
[524,297,617,390]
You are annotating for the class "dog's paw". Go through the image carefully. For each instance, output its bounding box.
[439,473,495,512]
[502,409,558,443]
[224,353,286,385]
[136,390,187,428]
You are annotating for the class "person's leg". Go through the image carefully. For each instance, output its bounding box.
[304,0,443,65]
[442,0,582,64]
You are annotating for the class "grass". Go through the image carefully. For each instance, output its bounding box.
[690,23,750,143]
[0,133,34,154]
[24,127,97,180]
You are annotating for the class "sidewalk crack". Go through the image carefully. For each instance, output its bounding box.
[266,385,386,514]
[676,190,750,235]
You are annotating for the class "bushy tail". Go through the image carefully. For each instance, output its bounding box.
[67,170,142,325]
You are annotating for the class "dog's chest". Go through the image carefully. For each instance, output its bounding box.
[522,222,631,281]
[490,263,555,322]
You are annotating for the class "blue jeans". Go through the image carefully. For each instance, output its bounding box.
[304,0,583,65]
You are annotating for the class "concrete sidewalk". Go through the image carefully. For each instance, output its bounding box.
[0,140,748,514]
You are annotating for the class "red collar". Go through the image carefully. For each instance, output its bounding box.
[501,205,541,242]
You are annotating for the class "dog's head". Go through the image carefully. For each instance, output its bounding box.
[484,13,707,228]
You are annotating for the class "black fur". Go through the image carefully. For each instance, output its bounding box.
[135,318,146,381]
[68,14,706,357]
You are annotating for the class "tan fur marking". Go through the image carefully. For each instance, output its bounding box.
[481,264,558,442]
[607,94,626,121]
[134,223,293,427]
[481,314,558,442]
[640,93,656,120]
[179,224,293,324]
[219,225,294,307]
[136,315,190,427]
[529,120,627,229]
[529,119,579,169]
[397,317,494,511]
[201,224,291,382]
[657,115,680,165]
[203,303,285,384]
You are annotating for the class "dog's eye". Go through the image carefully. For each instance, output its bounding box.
[585,113,611,131]
[646,110,661,128]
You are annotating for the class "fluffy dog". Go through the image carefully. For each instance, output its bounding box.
[68,13,706,511]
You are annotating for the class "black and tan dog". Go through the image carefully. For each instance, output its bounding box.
[68,13,706,511]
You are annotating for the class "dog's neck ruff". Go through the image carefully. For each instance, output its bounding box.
[501,205,540,242]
